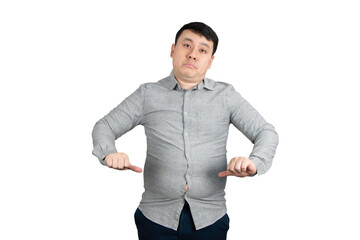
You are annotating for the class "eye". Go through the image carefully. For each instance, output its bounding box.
[184,44,191,48]
[200,49,207,54]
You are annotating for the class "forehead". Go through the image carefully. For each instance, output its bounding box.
[178,29,213,47]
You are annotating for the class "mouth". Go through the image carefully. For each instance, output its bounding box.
[184,63,196,69]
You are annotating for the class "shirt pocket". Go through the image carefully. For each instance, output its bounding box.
[196,108,230,140]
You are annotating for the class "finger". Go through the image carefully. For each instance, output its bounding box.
[112,157,118,169]
[128,164,143,173]
[118,157,125,169]
[106,158,113,167]
[240,159,249,172]
[124,157,130,169]
[228,159,237,174]
[218,171,233,178]
[234,159,242,173]
[247,161,257,174]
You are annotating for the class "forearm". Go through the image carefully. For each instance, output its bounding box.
[248,123,279,175]
[91,84,145,165]
[92,118,118,165]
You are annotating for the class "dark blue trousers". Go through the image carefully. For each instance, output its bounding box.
[134,201,229,240]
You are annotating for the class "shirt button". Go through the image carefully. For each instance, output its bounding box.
[184,112,187,115]
[184,132,188,136]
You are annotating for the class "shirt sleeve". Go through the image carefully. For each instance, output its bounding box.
[226,84,279,175]
[91,84,145,165]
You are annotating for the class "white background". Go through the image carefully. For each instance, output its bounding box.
[1,0,359,239]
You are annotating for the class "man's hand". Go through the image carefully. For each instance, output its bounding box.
[104,152,142,173]
[218,157,256,178]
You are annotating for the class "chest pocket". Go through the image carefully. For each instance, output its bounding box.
[196,107,230,140]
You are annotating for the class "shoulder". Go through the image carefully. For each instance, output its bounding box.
[205,77,236,93]
[137,75,170,90]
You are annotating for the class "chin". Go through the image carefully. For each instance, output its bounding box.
[180,72,197,79]
[181,68,197,75]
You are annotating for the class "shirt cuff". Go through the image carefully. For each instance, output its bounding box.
[93,149,117,166]
[249,156,265,175]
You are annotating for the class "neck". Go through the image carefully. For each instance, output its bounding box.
[173,74,203,90]
[177,79,201,90]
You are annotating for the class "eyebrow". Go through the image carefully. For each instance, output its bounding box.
[183,38,210,49]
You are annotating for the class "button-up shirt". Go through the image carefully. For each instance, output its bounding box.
[92,70,279,230]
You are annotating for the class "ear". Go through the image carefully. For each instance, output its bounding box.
[170,44,175,58]
[208,55,215,69]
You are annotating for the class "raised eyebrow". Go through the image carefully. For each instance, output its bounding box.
[183,38,210,49]
[183,38,193,44]
[200,42,210,49]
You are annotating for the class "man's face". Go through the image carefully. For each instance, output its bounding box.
[170,29,215,83]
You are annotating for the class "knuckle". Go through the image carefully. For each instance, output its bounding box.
[117,161,123,168]
[107,159,112,166]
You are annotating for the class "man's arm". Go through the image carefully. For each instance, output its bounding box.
[91,84,145,166]
[225,84,279,176]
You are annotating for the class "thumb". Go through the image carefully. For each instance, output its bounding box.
[218,171,233,178]
[128,164,143,173]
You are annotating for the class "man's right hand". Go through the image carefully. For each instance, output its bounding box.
[104,152,142,173]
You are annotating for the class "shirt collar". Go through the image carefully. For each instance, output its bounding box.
[161,70,215,91]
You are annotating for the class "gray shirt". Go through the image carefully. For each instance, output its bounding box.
[92,70,279,230]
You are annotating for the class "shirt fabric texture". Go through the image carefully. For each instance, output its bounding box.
[92,70,279,230]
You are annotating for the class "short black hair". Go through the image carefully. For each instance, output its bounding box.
[175,22,219,56]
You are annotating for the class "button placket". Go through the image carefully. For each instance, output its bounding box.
[183,90,192,196]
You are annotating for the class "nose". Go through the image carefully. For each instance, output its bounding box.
[188,55,196,61]
[187,49,197,61]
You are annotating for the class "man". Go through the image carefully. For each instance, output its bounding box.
[92,22,279,240]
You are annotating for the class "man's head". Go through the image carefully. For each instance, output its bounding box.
[171,22,218,85]
[175,22,219,56]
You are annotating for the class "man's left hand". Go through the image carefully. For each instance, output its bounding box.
[218,157,257,178]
